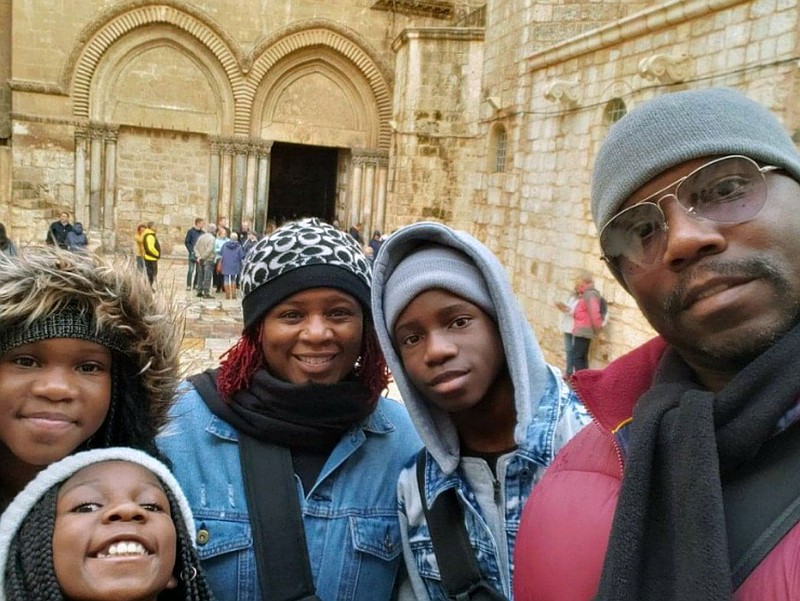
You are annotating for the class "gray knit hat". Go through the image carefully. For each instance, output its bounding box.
[0,447,196,598]
[239,218,372,330]
[382,245,496,334]
[0,304,130,358]
[591,87,800,233]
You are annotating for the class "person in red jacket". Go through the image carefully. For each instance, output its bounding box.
[514,87,800,601]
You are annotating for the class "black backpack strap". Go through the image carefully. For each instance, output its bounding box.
[725,421,800,588]
[239,433,322,601]
[415,452,509,601]
[191,373,319,600]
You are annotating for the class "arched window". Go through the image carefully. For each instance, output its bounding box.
[605,98,627,125]
[490,125,507,173]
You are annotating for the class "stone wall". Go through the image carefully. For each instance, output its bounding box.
[5,0,800,370]
[9,120,75,247]
[388,28,485,233]
[115,128,211,257]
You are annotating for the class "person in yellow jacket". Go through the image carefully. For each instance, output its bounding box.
[142,221,161,287]
[134,223,147,271]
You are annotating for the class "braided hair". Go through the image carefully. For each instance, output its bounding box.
[2,479,215,601]
[81,352,162,458]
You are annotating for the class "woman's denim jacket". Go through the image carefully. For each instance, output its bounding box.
[157,383,421,601]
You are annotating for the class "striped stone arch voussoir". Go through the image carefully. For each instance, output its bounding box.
[67,2,246,121]
[243,22,394,149]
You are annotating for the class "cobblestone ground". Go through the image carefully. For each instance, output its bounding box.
[155,257,244,377]
[156,257,402,400]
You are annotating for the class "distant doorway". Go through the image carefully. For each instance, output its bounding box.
[267,142,337,226]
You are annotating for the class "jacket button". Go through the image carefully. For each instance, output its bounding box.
[196,529,210,545]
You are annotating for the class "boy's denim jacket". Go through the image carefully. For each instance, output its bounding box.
[397,374,588,601]
[157,383,421,601]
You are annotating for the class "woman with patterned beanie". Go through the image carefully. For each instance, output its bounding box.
[157,218,421,601]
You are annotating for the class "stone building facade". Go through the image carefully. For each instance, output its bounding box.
[1,0,798,367]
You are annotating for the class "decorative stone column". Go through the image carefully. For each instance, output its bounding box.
[218,140,234,225]
[232,139,249,231]
[350,149,389,235]
[209,139,221,224]
[254,141,273,234]
[244,143,258,228]
[349,158,363,230]
[102,126,119,234]
[73,126,88,226]
[88,124,105,230]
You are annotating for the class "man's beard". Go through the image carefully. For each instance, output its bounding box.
[662,256,800,371]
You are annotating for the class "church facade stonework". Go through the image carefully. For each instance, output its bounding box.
[1,0,798,367]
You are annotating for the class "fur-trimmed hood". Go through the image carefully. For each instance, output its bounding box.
[0,246,181,432]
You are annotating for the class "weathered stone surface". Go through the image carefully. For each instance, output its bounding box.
[2,0,797,369]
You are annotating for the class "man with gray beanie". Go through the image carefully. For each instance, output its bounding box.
[514,87,800,601]
[371,221,589,601]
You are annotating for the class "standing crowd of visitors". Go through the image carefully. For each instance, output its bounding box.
[2,87,800,601]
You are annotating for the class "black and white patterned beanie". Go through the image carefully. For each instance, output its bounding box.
[240,218,372,330]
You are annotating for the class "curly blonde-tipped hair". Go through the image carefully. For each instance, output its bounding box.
[0,247,181,437]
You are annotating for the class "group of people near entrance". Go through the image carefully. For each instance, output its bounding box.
[0,86,798,601]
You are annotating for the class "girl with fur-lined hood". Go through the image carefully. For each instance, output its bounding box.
[0,246,181,511]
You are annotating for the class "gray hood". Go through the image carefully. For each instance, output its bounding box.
[371,222,555,474]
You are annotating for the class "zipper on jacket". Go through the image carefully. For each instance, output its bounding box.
[570,378,625,476]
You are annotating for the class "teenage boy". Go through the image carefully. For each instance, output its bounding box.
[371,221,588,600]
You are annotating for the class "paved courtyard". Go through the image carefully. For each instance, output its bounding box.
[155,257,244,376]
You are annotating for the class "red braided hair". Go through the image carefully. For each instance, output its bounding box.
[216,327,264,400]
[216,319,390,403]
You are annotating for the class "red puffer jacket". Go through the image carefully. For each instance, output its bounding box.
[513,336,800,601]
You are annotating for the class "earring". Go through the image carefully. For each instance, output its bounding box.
[181,566,198,583]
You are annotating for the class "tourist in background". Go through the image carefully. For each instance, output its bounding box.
[142,221,161,287]
[570,271,603,373]
[65,221,88,253]
[213,226,229,294]
[134,223,147,271]
[46,211,72,249]
[554,282,579,376]
[220,231,243,299]
[0,223,17,257]
[184,217,205,291]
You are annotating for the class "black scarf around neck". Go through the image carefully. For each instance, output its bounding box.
[595,321,800,601]
[191,367,376,452]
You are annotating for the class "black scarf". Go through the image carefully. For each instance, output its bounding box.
[191,367,376,452]
[595,321,800,601]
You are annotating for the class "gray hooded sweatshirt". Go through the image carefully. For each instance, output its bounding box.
[371,222,588,600]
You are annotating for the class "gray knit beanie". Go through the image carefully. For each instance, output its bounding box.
[383,245,496,334]
[239,218,372,330]
[591,87,800,233]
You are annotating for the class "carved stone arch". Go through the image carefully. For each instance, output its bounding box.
[66,1,244,126]
[245,21,393,149]
[90,26,235,134]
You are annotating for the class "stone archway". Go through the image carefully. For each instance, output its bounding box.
[246,22,392,236]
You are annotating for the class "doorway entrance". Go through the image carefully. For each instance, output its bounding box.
[267,142,338,226]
